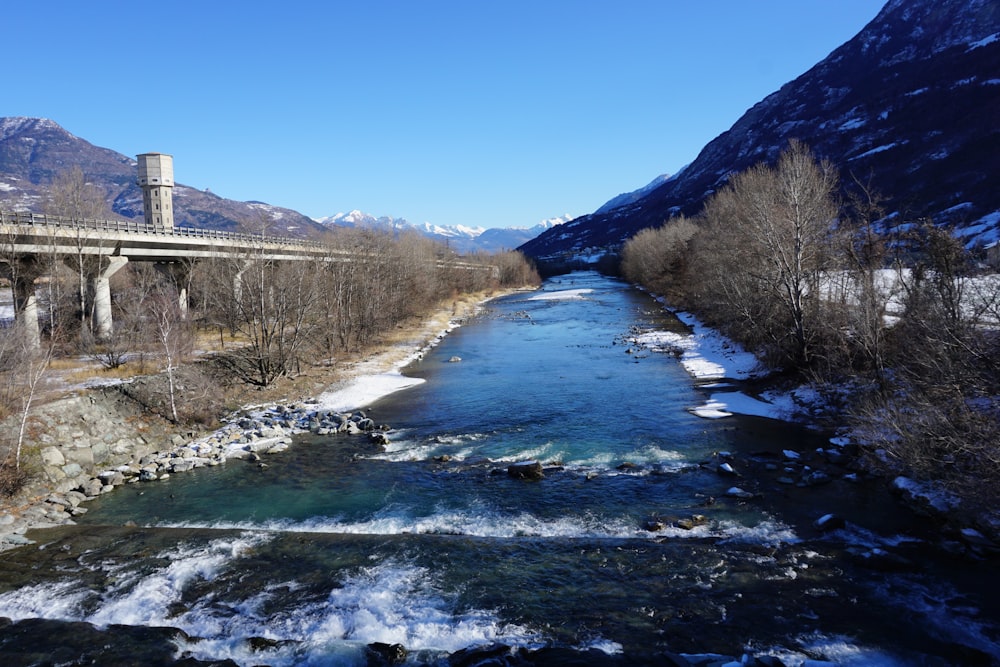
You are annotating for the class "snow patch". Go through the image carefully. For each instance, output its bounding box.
[527,288,593,301]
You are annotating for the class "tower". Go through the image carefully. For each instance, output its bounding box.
[137,153,174,229]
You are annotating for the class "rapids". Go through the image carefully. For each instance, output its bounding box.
[1,272,997,665]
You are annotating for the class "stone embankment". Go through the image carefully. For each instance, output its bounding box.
[0,390,387,551]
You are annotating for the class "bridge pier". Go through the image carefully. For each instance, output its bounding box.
[89,256,129,339]
[1,258,45,349]
[153,261,194,317]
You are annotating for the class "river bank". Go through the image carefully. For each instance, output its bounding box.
[0,288,525,552]
[2,272,999,666]
[628,290,1000,557]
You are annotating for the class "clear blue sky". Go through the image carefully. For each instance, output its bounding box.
[7,1,886,229]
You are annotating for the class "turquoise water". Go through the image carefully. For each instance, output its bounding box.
[0,272,997,665]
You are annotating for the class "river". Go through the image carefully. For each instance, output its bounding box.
[0,272,997,666]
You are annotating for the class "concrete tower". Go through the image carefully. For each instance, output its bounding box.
[137,153,174,229]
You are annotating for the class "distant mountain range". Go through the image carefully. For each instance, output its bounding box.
[314,210,569,253]
[520,0,1000,261]
[0,117,561,252]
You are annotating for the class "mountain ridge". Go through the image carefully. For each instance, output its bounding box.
[315,210,569,253]
[0,116,331,239]
[0,117,562,251]
[519,0,1000,260]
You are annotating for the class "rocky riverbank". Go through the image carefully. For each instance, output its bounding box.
[0,289,517,552]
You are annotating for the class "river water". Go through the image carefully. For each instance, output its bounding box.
[1,272,998,666]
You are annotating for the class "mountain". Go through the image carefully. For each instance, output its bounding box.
[316,210,569,253]
[520,0,1000,261]
[0,117,331,239]
[594,174,672,215]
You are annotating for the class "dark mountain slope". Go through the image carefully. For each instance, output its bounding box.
[520,0,1000,259]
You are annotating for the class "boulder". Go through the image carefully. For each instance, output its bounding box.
[717,462,739,477]
[171,460,196,473]
[803,470,832,487]
[507,461,544,480]
[264,442,290,455]
[80,478,104,497]
[40,447,66,468]
[447,643,514,667]
[847,546,915,572]
[97,470,124,486]
[366,642,407,665]
[813,513,846,532]
[675,514,709,530]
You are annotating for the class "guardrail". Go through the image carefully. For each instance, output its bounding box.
[0,210,324,249]
[0,210,496,274]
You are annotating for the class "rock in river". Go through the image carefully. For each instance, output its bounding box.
[507,461,545,480]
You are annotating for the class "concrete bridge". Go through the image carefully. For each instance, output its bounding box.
[1,154,493,348]
[0,210,494,347]
[0,209,346,345]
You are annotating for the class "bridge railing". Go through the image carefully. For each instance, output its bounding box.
[0,210,496,274]
[0,210,325,249]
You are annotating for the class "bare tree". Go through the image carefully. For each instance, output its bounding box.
[621,216,698,299]
[207,250,323,387]
[838,177,895,384]
[694,141,840,368]
[44,166,112,339]
[147,286,194,423]
[0,322,53,496]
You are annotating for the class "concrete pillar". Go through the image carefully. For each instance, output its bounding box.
[232,260,252,303]
[90,256,129,339]
[154,261,193,318]
[1,258,45,349]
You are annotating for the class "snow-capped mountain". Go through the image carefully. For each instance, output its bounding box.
[316,210,569,253]
[521,0,1000,261]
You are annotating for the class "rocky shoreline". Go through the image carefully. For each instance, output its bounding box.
[0,290,515,553]
[0,402,392,551]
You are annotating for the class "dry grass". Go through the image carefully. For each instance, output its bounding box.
[45,358,92,372]
[63,361,155,383]
[28,288,515,410]
[193,328,251,354]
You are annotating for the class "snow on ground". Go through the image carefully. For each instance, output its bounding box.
[527,288,593,301]
[313,372,425,414]
[690,391,799,420]
[310,296,499,413]
[633,306,762,381]
[311,335,441,414]
[631,298,813,422]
